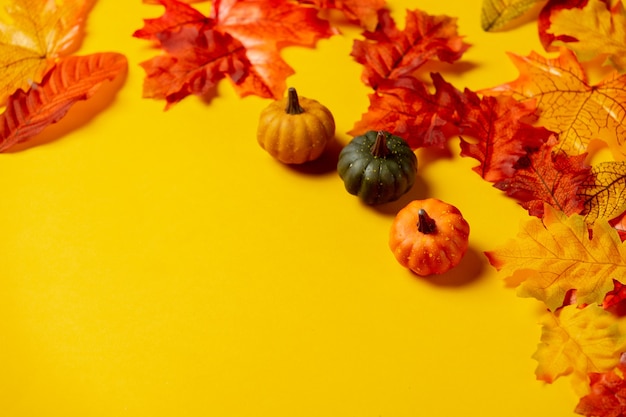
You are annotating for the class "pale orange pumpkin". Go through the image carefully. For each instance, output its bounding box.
[257,87,335,164]
[389,199,470,276]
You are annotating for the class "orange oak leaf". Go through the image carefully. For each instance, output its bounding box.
[485,204,626,311]
[0,53,128,152]
[0,0,92,103]
[481,49,626,160]
[133,0,337,107]
[546,0,626,72]
[493,135,590,218]
[579,161,626,224]
[350,8,469,90]
[297,0,386,31]
[533,304,626,395]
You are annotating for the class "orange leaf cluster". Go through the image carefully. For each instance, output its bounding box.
[0,0,128,152]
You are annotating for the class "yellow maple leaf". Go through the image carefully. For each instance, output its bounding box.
[533,304,626,395]
[548,0,626,72]
[579,161,626,224]
[480,0,543,31]
[0,0,91,103]
[485,204,626,311]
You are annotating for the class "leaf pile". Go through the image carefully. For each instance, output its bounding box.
[0,0,128,152]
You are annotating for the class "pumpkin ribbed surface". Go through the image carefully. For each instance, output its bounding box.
[389,199,470,276]
[257,90,335,164]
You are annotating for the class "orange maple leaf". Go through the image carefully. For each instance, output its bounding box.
[481,48,626,160]
[0,0,93,103]
[0,53,128,152]
[533,304,626,395]
[133,0,337,107]
[579,160,626,224]
[485,204,626,311]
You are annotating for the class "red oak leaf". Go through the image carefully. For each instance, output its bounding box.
[603,280,626,316]
[350,8,469,90]
[297,0,386,31]
[0,53,128,152]
[457,92,553,183]
[134,0,337,107]
[493,135,591,218]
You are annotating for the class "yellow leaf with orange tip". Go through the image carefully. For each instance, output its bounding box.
[485,204,626,311]
[548,0,626,72]
[533,304,626,395]
[0,0,91,103]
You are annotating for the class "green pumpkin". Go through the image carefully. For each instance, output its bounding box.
[337,130,418,205]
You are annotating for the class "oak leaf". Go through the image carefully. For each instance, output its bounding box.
[533,304,626,395]
[133,0,336,107]
[0,0,92,103]
[579,161,626,224]
[350,8,469,91]
[297,0,386,31]
[0,53,128,152]
[485,204,626,311]
[493,135,590,217]
[481,0,543,31]
[481,49,626,160]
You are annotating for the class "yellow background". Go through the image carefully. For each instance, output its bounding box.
[0,0,583,416]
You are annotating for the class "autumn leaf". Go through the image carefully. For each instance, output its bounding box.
[350,8,469,90]
[297,0,386,31]
[481,0,543,31]
[481,49,626,160]
[133,0,337,107]
[0,0,92,103]
[537,0,588,50]
[579,161,626,224]
[493,135,590,218]
[546,0,626,72]
[533,304,626,395]
[349,74,464,148]
[485,204,626,311]
[457,93,553,183]
[575,362,626,417]
[0,53,128,152]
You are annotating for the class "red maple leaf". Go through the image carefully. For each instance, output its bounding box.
[350,8,469,90]
[133,0,337,107]
[457,93,553,183]
[575,356,626,417]
[349,74,465,148]
[492,135,591,217]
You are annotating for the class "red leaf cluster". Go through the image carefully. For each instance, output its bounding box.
[133,0,338,107]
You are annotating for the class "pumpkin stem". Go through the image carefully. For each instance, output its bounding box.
[417,208,437,234]
[370,130,390,157]
[285,87,305,115]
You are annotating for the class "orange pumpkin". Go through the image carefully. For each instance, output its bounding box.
[389,199,470,276]
[257,87,335,164]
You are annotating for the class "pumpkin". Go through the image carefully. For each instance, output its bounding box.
[337,130,417,205]
[389,199,470,276]
[257,87,335,164]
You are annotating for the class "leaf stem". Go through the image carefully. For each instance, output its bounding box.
[285,87,305,115]
[417,208,437,234]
